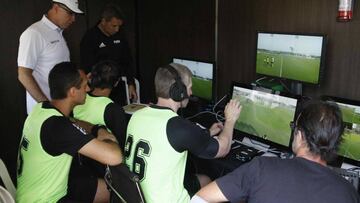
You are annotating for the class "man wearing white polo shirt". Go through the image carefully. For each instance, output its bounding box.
[17,0,83,114]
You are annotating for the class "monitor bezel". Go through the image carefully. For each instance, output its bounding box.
[255,31,327,85]
[230,82,299,151]
[172,57,216,102]
[321,95,360,167]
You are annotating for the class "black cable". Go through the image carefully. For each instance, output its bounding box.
[185,94,227,122]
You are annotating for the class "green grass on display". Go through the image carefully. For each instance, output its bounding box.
[339,132,360,161]
[337,104,360,161]
[232,93,295,147]
[256,50,321,84]
[192,76,212,100]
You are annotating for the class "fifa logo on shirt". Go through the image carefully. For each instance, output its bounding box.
[72,123,87,135]
[113,40,121,44]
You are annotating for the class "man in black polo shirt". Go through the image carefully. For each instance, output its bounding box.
[80,3,137,106]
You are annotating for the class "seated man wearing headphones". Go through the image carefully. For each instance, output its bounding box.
[73,60,127,149]
[124,63,242,202]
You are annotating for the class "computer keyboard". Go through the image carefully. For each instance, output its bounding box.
[329,166,359,190]
[230,142,264,162]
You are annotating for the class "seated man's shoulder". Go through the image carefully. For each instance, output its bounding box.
[43,116,86,135]
[44,115,70,126]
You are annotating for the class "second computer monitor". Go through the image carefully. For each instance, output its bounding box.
[173,58,215,101]
[323,96,360,166]
[256,32,326,84]
[231,82,298,148]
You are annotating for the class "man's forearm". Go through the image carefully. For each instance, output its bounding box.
[18,67,48,102]
[215,120,236,158]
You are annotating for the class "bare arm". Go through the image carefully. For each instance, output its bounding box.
[214,99,241,158]
[78,123,122,165]
[18,66,48,102]
[79,135,122,166]
[191,181,228,203]
[97,128,118,143]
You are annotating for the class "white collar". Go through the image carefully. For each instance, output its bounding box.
[41,15,63,33]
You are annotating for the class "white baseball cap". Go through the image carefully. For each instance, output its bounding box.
[53,0,84,14]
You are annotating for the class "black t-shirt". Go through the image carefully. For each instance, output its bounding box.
[80,25,134,85]
[216,156,360,203]
[150,105,219,158]
[40,102,94,157]
[104,102,127,149]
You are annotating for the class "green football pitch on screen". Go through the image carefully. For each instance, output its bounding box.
[232,92,296,147]
[337,104,360,161]
[256,51,321,84]
[192,76,212,101]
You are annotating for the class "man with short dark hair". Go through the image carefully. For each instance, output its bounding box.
[18,0,83,114]
[80,3,137,105]
[73,60,127,149]
[191,101,360,203]
[17,62,122,202]
[125,63,241,202]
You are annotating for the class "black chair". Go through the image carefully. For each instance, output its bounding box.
[105,164,146,203]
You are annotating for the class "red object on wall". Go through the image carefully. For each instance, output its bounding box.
[337,0,354,22]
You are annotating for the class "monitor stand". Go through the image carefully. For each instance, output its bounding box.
[254,77,284,93]
[290,81,303,95]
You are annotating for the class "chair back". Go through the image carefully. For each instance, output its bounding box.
[0,159,16,200]
[105,164,145,203]
[0,186,15,203]
[121,77,141,104]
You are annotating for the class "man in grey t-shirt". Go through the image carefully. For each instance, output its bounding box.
[191,101,360,203]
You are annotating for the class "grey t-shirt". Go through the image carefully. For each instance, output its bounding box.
[216,156,359,203]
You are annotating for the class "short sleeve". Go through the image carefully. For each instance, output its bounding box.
[104,102,127,149]
[17,29,44,69]
[216,157,262,203]
[41,116,94,157]
[167,116,219,158]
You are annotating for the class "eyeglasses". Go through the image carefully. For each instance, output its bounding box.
[57,3,75,16]
[289,121,296,131]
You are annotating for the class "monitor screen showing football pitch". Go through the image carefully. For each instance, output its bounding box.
[173,58,214,101]
[256,32,325,84]
[231,83,298,148]
[334,101,360,163]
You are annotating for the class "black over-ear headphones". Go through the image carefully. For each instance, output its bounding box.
[89,68,101,88]
[88,60,120,89]
[164,64,188,102]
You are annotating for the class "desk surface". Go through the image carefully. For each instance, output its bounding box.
[185,110,283,177]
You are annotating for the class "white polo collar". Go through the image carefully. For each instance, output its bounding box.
[41,15,63,33]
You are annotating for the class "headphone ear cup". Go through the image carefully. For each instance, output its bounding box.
[90,71,101,87]
[169,80,188,102]
[165,64,189,102]
[178,81,188,100]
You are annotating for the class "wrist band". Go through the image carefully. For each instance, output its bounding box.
[91,125,106,137]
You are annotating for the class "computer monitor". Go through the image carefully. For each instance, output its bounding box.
[322,96,360,166]
[230,82,298,149]
[256,32,326,84]
[172,58,215,101]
